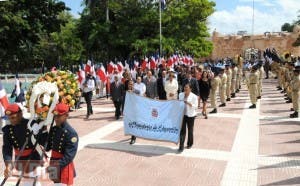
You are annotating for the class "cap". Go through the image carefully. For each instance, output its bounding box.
[5,104,21,115]
[52,103,70,116]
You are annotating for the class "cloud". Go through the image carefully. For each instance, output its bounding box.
[209,0,300,35]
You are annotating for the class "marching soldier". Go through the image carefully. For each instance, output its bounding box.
[2,103,48,184]
[247,66,259,108]
[231,63,238,98]
[47,103,78,186]
[290,65,300,118]
[257,61,264,99]
[236,55,243,93]
[209,70,221,113]
[285,62,294,104]
[219,67,227,107]
[225,64,232,101]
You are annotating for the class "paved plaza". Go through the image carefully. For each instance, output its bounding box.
[1,78,300,186]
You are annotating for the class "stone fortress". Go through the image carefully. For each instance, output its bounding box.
[211,25,300,59]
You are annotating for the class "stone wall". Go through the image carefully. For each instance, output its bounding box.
[211,25,300,59]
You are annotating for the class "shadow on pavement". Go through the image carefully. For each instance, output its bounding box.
[268,152,300,157]
[85,141,177,157]
[260,121,300,126]
[260,176,300,186]
[256,160,300,170]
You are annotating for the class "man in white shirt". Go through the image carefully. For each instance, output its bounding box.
[83,73,96,119]
[178,83,198,153]
[133,76,146,96]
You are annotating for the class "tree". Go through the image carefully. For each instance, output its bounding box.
[0,0,68,72]
[34,12,84,70]
[281,23,294,32]
[77,0,215,61]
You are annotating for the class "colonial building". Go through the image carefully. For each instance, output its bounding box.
[211,25,300,59]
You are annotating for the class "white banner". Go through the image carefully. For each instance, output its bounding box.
[123,92,185,143]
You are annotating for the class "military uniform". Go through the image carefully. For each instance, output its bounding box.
[290,69,300,118]
[248,67,259,108]
[231,65,238,97]
[47,103,78,185]
[2,119,47,167]
[2,104,48,184]
[225,66,232,101]
[209,74,221,113]
[219,70,227,107]
[257,65,264,99]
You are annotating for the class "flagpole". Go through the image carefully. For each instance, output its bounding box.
[159,0,162,60]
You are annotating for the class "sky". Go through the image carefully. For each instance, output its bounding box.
[62,0,300,35]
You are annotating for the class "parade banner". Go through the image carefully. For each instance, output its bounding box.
[123,92,185,143]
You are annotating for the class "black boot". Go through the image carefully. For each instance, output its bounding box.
[130,136,136,145]
[209,108,217,114]
[236,89,239,93]
[219,103,226,107]
[286,99,292,103]
[257,96,261,99]
[290,112,298,118]
[226,98,231,101]
[231,93,236,98]
[249,104,256,109]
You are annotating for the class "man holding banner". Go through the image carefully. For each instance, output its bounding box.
[178,83,198,153]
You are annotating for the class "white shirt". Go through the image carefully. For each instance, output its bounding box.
[164,79,178,100]
[178,92,198,117]
[83,78,95,93]
[133,82,146,96]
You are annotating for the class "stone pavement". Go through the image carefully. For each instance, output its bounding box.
[0,78,300,186]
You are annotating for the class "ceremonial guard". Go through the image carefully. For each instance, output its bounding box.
[219,67,227,107]
[209,71,221,113]
[257,61,264,99]
[225,64,232,101]
[290,63,300,118]
[231,63,238,98]
[247,66,259,108]
[285,62,294,104]
[2,103,48,184]
[47,103,78,186]
[236,55,243,93]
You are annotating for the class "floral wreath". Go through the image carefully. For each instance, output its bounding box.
[26,70,81,122]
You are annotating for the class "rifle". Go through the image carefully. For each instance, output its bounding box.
[15,118,55,186]
[0,133,30,186]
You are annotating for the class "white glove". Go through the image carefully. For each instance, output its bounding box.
[32,123,42,135]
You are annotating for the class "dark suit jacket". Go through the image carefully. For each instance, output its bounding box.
[110,82,125,102]
[182,77,200,96]
[157,77,166,100]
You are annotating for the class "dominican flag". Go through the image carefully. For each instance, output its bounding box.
[161,0,166,10]
[15,73,20,97]
[117,61,124,73]
[150,57,156,69]
[107,61,115,74]
[77,62,85,85]
[141,57,148,71]
[97,64,107,83]
[0,80,9,115]
[85,60,92,74]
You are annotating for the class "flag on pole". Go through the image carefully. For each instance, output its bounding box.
[77,62,85,85]
[0,80,9,115]
[15,73,20,97]
[85,60,92,74]
[161,0,166,10]
[97,64,107,83]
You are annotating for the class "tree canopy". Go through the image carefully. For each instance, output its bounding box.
[77,0,215,62]
[0,0,68,72]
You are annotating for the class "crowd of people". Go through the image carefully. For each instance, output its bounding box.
[1,50,299,184]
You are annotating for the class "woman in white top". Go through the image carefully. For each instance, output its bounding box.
[133,76,146,96]
[178,83,198,153]
[164,71,178,100]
